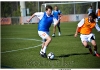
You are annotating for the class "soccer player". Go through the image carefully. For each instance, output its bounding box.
[27,5,60,58]
[74,12,100,57]
[96,7,100,20]
[87,6,93,15]
[52,5,62,37]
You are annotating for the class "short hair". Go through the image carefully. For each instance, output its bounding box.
[89,12,97,19]
[55,5,58,7]
[46,5,53,11]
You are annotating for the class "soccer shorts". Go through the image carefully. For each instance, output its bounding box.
[38,31,49,42]
[80,33,95,42]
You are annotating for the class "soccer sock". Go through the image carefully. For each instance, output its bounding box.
[94,51,97,54]
[86,45,91,48]
[41,48,43,52]
[88,45,91,49]
[42,46,47,53]
[94,45,97,54]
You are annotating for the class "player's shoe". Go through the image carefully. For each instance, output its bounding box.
[52,34,55,37]
[93,53,100,57]
[58,32,61,36]
[40,51,47,58]
[95,53,100,57]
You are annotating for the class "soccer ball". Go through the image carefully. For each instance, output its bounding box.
[47,52,55,60]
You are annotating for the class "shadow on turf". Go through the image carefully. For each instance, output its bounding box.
[50,58,58,60]
[51,34,75,38]
[65,34,74,36]
[57,52,90,58]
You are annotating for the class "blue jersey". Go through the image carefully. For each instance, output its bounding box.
[53,10,61,20]
[38,12,53,32]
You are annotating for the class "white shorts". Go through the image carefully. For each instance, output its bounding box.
[80,33,95,42]
[38,31,49,42]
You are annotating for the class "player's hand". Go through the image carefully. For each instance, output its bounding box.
[59,16,61,20]
[74,33,78,37]
[26,19,30,22]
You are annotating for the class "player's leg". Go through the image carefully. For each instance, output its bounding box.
[42,36,51,53]
[52,25,56,37]
[91,37,100,57]
[41,35,51,58]
[82,41,92,54]
[38,31,51,57]
[80,34,92,54]
[41,39,46,49]
[57,22,61,36]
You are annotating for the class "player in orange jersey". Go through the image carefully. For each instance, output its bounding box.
[96,7,100,20]
[74,12,100,57]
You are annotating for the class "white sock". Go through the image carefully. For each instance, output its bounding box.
[40,48,43,52]
[94,51,97,54]
[42,46,47,53]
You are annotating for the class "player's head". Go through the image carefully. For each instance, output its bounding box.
[46,5,53,15]
[54,5,58,11]
[88,12,97,22]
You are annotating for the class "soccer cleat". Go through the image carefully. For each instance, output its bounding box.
[58,32,61,36]
[52,34,55,37]
[95,53,100,57]
[93,53,100,57]
[40,51,47,58]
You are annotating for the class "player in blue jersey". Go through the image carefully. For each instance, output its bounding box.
[52,5,62,37]
[27,5,60,58]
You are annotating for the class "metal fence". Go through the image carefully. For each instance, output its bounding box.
[11,17,20,25]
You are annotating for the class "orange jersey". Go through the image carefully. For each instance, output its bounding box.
[97,9,100,17]
[78,18,96,34]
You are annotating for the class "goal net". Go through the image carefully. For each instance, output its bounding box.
[41,1,98,15]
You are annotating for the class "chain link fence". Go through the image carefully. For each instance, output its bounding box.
[11,17,20,25]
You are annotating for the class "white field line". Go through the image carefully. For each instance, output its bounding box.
[1,38,42,42]
[1,38,42,54]
[1,44,42,54]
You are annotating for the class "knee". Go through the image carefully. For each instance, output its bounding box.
[82,43,88,48]
[49,37,52,41]
[92,44,97,47]
[83,45,88,48]
[47,37,52,42]
[82,41,88,48]
[54,25,56,28]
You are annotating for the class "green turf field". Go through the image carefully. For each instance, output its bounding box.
[1,22,100,68]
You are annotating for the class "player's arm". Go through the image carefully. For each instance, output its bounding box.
[27,14,36,22]
[74,18,84,37]
[58,10,62,20]
[27,12,44,22]
[74,26,80,37]
[95,23,100,32]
